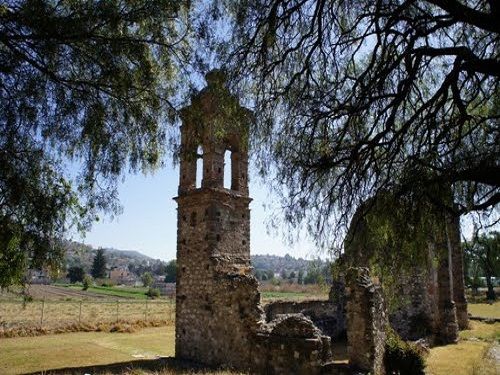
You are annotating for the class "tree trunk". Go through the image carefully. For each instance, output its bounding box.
[486,273,496,300]
[485,244,496,301]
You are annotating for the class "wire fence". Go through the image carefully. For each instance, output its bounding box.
[0,299,175,330]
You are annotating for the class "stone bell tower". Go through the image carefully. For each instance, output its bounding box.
[174,71,258,367]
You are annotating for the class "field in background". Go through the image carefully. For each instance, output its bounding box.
[258,283,329,303]
[0,285,174,337]
[468,301,500,319]
[57,283,152,299]
[0,284,161,301]
[0,300,174,335]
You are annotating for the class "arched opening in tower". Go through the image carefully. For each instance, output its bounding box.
[224,149,232,189]
[196,145,203,188]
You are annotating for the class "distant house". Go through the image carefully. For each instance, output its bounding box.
[154,275,166,283]
[28,269,51,284]
[109,267,137,285]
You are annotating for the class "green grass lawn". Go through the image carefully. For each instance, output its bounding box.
[61,284,150,299]
[0,326,175,375]
[468,301,500,319]
[260,290,328,303]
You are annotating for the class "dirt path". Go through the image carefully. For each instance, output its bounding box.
[487,344,500,372]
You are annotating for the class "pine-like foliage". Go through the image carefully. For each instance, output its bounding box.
[91,248,106,279]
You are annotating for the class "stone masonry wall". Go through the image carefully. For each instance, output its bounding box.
[253,314,333,375]
[346,267,387,375]
[448,213,468,329]
[175,72,338,374]
[175,190,257,367]
[264,299,346,339]
[389,270,437,341]
[344,194,463,344]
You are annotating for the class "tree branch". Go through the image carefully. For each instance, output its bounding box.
[426,0,500,33]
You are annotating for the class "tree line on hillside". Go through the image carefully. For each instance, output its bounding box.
[50,236,500,300]
[67,248,108,284]
[66,249,177,287]
[64,241,176,279]
[65,249,177,298]
[252,259,332,285]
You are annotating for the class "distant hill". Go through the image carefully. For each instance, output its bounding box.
[250,254,325,275]
[63,241,325,279]
[103,248,154,262]
[63,241,163,276]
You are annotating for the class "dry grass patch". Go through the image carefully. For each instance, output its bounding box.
[0,300,174,336]
[425,341,491,375]
[468,301,500,319]
[0,318,173,338]
[459,321,500,342]
[470,345,499,375]
[426,320,500,375]
[0,326,175,375]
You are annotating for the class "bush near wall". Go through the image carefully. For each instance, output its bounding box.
[384,327,426,375]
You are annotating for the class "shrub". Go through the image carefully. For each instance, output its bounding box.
[141,272,154,288]
[67,266,85,283]
[146,287,160,298]
[384,327,426,375]
[98,279,115,287]
[270,277,281,286]
[82,275,93,291]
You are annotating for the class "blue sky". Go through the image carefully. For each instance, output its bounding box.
[78,162,318,262]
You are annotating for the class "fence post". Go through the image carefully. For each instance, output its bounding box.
[78,300,82,323]
[116,300,119,322]
[40,299,45,328]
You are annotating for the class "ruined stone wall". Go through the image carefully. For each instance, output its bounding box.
[343,194,464,344]
[253,315,333,375]
[346,268,387,375]
[388,268,438,341]
[448,213,468,329]
[264,300,345,339]
[175,72,338,374]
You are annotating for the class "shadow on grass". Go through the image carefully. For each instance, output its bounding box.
[23,357,219,375]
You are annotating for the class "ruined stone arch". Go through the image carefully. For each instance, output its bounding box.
[342,192,467,343]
